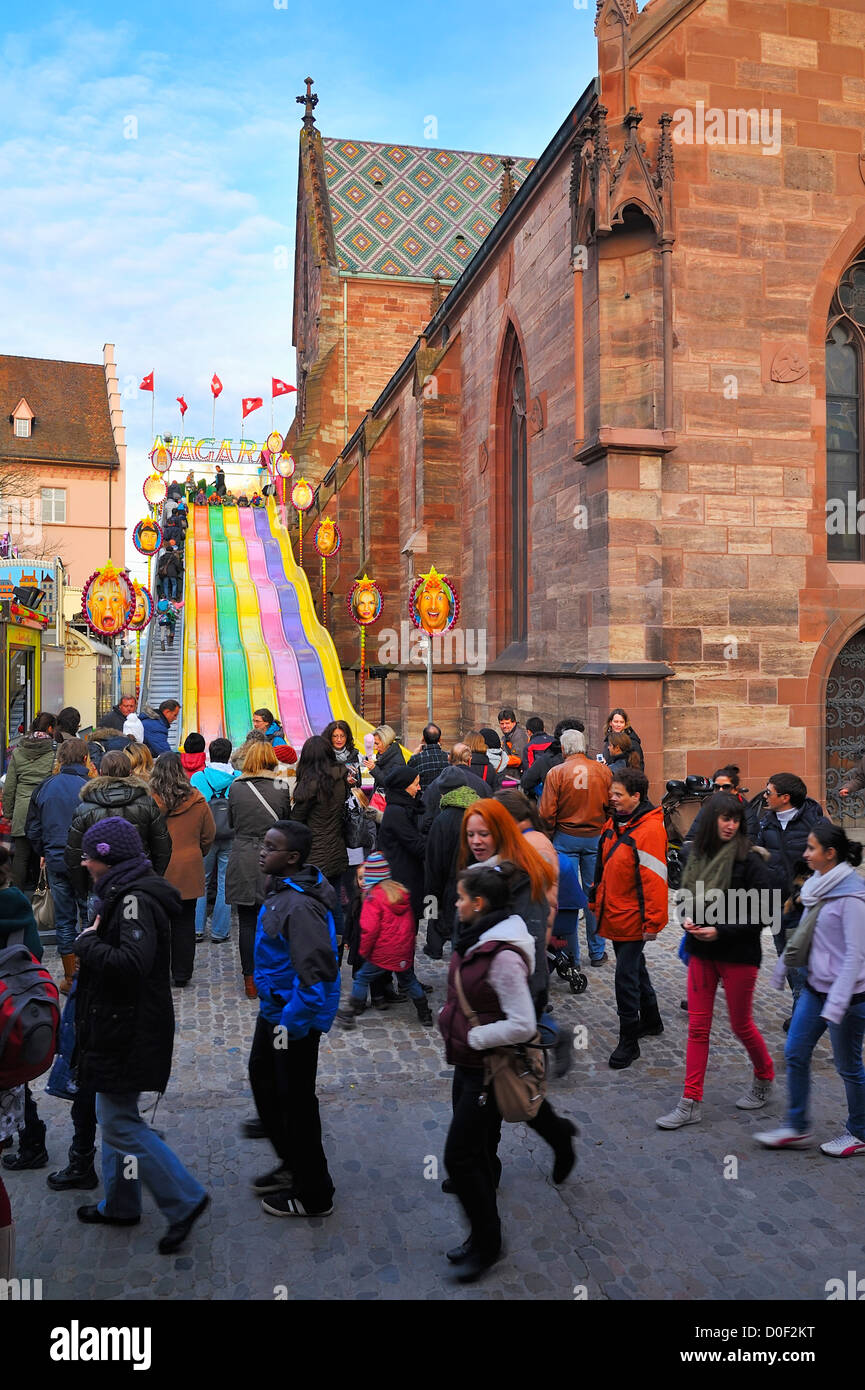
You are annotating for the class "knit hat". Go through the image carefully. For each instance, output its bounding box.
[81,817,145,865]
[385,763,419,792]
[364,852,390,887]
[479,727,501,750]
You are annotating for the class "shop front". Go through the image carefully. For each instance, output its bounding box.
[0,599,48,771]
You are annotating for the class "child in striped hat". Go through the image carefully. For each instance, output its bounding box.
[337,853,433,1029]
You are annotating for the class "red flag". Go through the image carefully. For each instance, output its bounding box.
[211,374,223,398]
[139,372,154,392]
[272,378,297,398]
[242,397,263,420]
[177,396,188,416]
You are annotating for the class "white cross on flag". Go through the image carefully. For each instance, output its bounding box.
[242,397,263,419]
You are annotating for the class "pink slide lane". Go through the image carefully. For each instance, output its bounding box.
[238,507,314,750]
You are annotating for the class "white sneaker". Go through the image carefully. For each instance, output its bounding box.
[754,1126,814,1149]
[820,1130,865,1157]
[736,1078,773,1110]
[656,1097,702,1130]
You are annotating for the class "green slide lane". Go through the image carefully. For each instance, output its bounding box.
[209,506,253,747]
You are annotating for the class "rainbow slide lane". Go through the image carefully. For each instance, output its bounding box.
[221,506,282,732]
[254,499,374,747]
[237,507,315,751]
[188,505,227,744]
[208,506,255,747]
[181,516,198,735]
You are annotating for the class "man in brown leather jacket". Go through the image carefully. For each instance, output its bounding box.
[539,729,612,966]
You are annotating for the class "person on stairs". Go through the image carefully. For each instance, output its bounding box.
[590,767,668,1070]
[337,852,433,1030]
[656,792,776,1130]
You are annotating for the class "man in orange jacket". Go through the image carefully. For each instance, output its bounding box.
[590,767,668,1069]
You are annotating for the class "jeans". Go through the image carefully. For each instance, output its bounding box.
[163,577,177,600]
[684,957,774,1102]
[195,843,231,940]
[95,1092,206,1223]
[552,832,605,962]
[248,1015,334,1209]
[784,985,865,1140]
[237,903,261,977]
[46,864,87,955]
[351,960,424,1002]
[170,899,197,984]
[612,939,658,1022]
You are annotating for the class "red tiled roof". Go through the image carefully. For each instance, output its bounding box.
[0,354,118,467]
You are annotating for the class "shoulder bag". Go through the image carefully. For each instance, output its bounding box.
[31,864,55,932]
[454,961,546,1123]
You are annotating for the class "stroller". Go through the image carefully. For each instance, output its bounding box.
[547,932,588,994]
[662,775,714,888]
[545,851,589,995]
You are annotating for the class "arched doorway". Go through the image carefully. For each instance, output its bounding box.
[826,627,865,823]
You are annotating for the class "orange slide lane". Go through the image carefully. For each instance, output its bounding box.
[193,504,225,743]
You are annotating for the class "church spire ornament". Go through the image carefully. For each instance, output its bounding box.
[296,77,319,128]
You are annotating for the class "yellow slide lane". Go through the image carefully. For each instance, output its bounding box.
[181,521,198,743]
[222,505,281,719]
[265,497,375,748]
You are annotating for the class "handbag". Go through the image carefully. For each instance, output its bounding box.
[782,902,820,969]
[454,962,547,1123]
[31,864,55,932]
[344,790,376,855]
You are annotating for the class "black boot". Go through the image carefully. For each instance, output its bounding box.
[2,1139,49,1171]
[336,997,366,1030]
[637,1004,664,1038]
[413,995,434,1026]
[47,1149,99,1191]
[609,1018,641,1070]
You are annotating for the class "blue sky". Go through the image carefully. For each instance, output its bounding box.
[0,0,598,580]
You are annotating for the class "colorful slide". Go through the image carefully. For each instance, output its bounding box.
[182,500,373,751]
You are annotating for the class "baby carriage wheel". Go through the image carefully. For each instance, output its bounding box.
[569,969,588,995]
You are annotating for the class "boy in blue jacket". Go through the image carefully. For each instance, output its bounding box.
[248,820,340,1218]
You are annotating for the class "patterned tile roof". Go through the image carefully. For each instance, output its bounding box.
[322,138,536,280]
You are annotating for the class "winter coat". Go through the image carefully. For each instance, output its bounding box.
[501,723,528,772]
[291,762,349,879]
[99,705,131,734]
[152,789,215,900]
[468,751,499,791]
[190,764,237,801]
[253,867,340,1036]
[420,764,490,834]
[755,796,824,936]
[2,735,56,837]
[804,871,865,1023]
[678,845,774,967]
[225,773,292,905]
[684,791,761,846]
[368,741,407,789]
[86,728,133,772]
[407,742,449,791]
[359,883,418,971]
[262,720,287,749]
[25,764,91,871]
[180,751,207,778]
[74,870,181,1094]
[377,787,426,920]
[140,713,174,757]
[424,785,478,946]
[0,885,43,961]
[65,777,172,898]
[603,726,644,770]
[520,742,563,797]
[592,801,668,943]
[439,914,536,1068]
[539,754,612,837]
[524,733,553,768]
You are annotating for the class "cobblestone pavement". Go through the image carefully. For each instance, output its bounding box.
[9,920,865,1301]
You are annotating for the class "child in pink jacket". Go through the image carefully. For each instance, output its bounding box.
[337,853,433,1029]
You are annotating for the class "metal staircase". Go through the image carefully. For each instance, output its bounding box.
[138,507,184,751]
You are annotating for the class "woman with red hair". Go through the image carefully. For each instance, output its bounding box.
[458,799,556,1012]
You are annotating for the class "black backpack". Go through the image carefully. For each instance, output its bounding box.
[205,777,233,841]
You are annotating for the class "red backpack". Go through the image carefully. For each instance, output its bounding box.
[0,932,60,1088]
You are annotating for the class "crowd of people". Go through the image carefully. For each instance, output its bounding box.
[1,702,864,1284]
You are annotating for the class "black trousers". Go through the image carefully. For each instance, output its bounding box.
[612,939,658,1022]
[11,836,37,890]
[170,898,197,984]
[248,1015,334,1209]
[70,1086,97,1157]
[237,903,260,976]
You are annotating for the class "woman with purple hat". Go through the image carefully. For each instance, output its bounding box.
[73,817,209,1254]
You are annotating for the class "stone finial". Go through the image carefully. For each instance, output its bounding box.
[430,270,445,317]
[296,77,319,128]
[595,0,638,35]
[499,157,517,213]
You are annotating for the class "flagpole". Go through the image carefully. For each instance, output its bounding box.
[212,395,215,440]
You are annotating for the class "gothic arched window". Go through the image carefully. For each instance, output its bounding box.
[827,254,865,561]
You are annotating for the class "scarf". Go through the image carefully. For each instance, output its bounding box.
[91,855,153,917]
[680,835,740,906]
[770,862,855,987]
[453,905,511,956]
[798,862,854,906]
[333,746,354,765]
